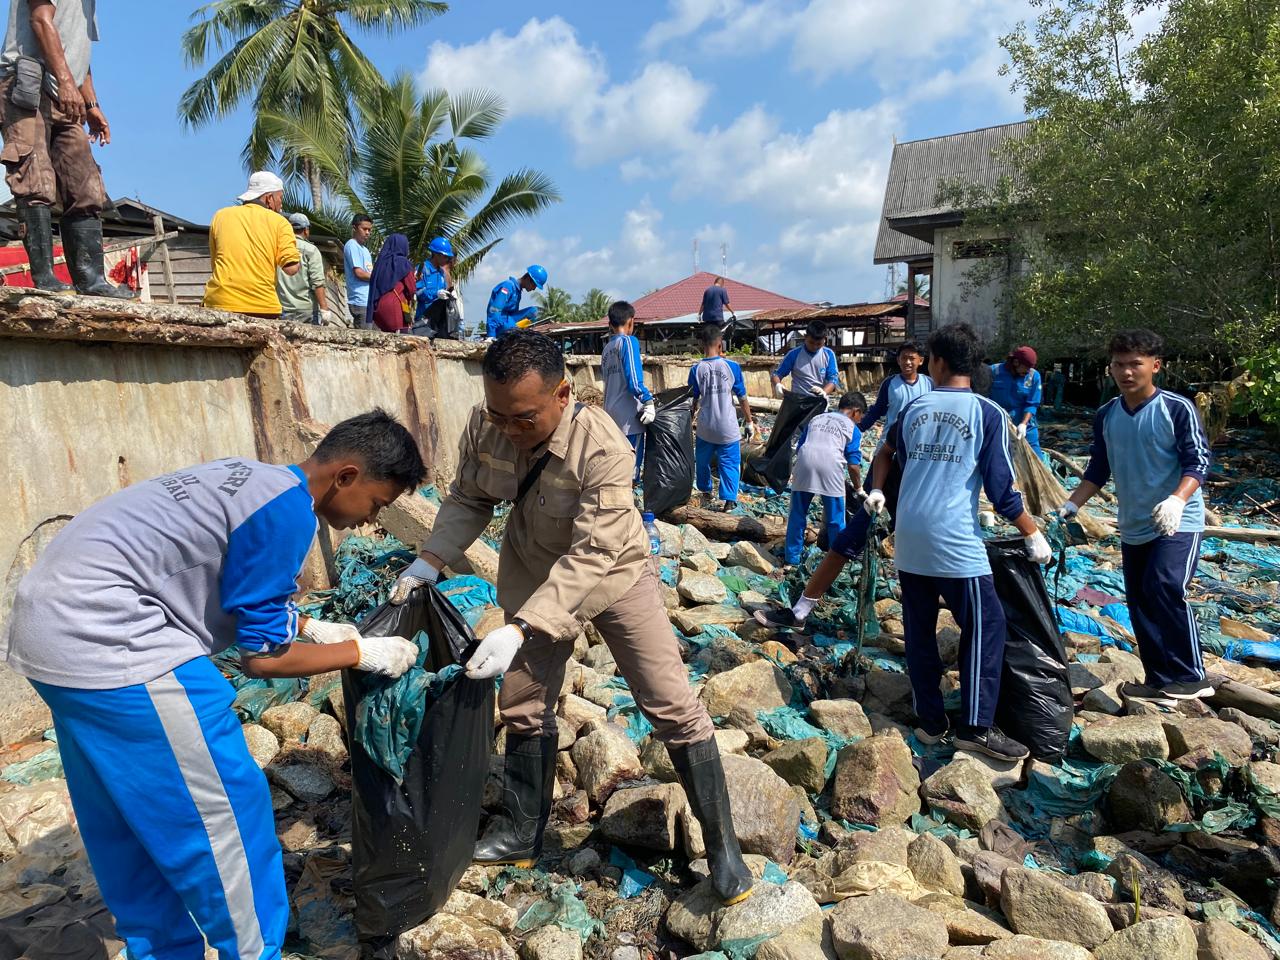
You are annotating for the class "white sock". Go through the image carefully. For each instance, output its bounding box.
[793,595,818,620]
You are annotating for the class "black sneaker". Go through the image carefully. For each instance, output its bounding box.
[753,607,807,631]
[954,726,1030,762]
[913,720,951,745]
[721,501,738,512]
[1119,681,1176,707]
[1161,680,1214,700]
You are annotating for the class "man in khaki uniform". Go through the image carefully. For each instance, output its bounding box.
[390,330,753,906]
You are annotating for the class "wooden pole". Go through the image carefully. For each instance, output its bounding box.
[153,215,176,304]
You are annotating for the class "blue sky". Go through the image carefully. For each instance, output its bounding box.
[90,1,1034,309]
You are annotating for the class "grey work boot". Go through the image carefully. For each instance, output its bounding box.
[17,201,72,292]
[668,736,755,905]
[473,732,556,868]
[61,215,132,298]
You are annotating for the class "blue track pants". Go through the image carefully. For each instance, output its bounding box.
[832,465,900,560]
[784,491,845,565]
[33,657,288,960]
[1120,531,1205,687]
[695,437,741,504]
[900,571,1006,732]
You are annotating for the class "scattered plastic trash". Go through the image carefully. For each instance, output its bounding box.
[515,880,607,942]
[609,847,657,899]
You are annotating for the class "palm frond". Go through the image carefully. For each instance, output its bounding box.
[452,168,560,250]
[338,0,449,32]
[449,89,506,141]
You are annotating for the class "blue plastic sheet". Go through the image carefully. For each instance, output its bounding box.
[757,706,854,780]
[609,847,656,899]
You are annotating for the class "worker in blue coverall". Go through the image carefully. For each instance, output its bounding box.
[2,411,426,960]
[413,235,456,336]
[487,264,548,338]
[989,345,1043,457]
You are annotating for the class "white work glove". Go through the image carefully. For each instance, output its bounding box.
[639,401,657,426]
[299,618,360,645]
[1152,495,1185,537]
[355,635,419,678]
[809,386,827,397]
[1024,530,1053,564]
[389,557,440,605]
[745,421,762,443]
[466,624,525,680]
[1014,422,1028,441]
[318,308,337,327]
[864,489,886,516]
[773,382,784,398]
[1055,500,1080,521]
[436,287,452,300]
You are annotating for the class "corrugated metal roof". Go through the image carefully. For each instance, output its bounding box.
[873,121,1029,265]
[631,272,811,321]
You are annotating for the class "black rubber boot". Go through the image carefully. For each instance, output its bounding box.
[17,202,72,292]
[669,737,755,905]
[61,215,132,298]
[473,732,556,867]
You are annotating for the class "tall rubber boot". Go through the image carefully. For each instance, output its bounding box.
[669,737,754,905]
[473,732,556,867]
[16,202,72,292]
[61,215,132,298]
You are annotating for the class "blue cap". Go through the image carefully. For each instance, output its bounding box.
[642,512,655,522]
[526,264,548,289]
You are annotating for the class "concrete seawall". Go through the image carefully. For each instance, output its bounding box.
[0,289,891,743]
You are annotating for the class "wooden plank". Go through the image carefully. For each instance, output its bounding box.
[101,230,180,255]
[153,215,177,304]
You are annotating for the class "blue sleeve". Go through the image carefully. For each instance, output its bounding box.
[1082,403,1113,487]
[774,348,798,379]
[845,426,862,464]
[624,337,652,403]
[862,377,892,432]
[1025,370,1042,414]
[977,400,1025,520]
[823,348,840,386]
[730,360,747,398]
[486,283,509,322]
[886,412,904,454]
[688,363,700,398]
[343,241,355,272]
[220,486,316,654]
[1163,394,1211,483]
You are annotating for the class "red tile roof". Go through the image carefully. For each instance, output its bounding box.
[631,272,811,321]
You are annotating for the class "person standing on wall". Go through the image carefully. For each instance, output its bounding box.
[989,345,1043,457]
[486,264,546,339]
[771,320,840,398]
[0,0,129,296]
[1057,329,1212,704]
[690,322,760,512]
[344,213,374,329]
[414,235,460,338]
[601,300,655,481]
[3,411,425,960]
[699,275,734,325]
[277,213,332,325]
[387,331,756,907]
[367,232,417,334]
[203,171,300,319]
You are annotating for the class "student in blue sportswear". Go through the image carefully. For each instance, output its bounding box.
[602,300,655,479]
[783,392,866,566]
[867,323,1052,762]
[1058,329,1212,703]
[689,323,760,511]
[989,345,1044,456]
[3,411,427,960]
[771,319,840,398]
[487,264,548,338]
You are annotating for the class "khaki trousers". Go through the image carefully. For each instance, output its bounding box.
[0,77,107,216]
[500,568,715,747]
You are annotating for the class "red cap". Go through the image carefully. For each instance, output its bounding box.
[1009,346,1037,368]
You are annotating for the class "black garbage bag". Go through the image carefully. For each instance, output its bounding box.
[343,585,494,958]
[643,386,694,515]
[985,536,1072,762]
[747,389,827,493]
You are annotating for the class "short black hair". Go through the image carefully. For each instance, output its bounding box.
[897,341,923,358]
[351,213,372,228]
[926,323,980,376]
[1109,328,1164,359]
[608,301,635,328]
[838,391,867,413]
[698,323,723,350]
[483,329,565,384]
[805,320,828,340]
[312,408,425,489]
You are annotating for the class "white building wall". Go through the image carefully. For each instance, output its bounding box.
[930,224,1036,349]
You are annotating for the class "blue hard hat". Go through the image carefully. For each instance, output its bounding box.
[526,264,548,289]
[427,236,454,258]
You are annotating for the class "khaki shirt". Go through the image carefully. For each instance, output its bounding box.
[424,399,648,641]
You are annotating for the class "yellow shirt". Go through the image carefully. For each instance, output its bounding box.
[203,203,300,314]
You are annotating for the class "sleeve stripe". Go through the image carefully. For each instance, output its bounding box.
[977,396,1018,480]
[1163,392,1212,476]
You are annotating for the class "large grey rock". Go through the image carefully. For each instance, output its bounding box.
[306,713,347,762]
[727,541,777,575]
[241,724,280,769]
[756,931,834,960]
[980,936,1094,960]
[1161,716,1252,766]
[1106,760,1191,832]
[1219,708,1280,747]
[950,751,1025,792]
[1093,916,1195,960]
[908,832,965,897]
[260,701,319,742]
[762,738,828,794]
[790,828,916,904]
[914,894,1010,945]
[267,761,335,803]
[700,659,792,719]
[600,781,687,851]
[808,700,873,740]
[1079,716,1169,764]
[559,693,608,733]
[673,604,748,633]
[571,727,643,804]
[922,758,1004,832]
[679,569,729,605]
[683,551,722,574]
[439,889,518,933]
[397,914,517,960]
[681,524,712,555]
[827,892,949,960]
[830,735,920,827]
[862,669,915,722]
[999,866,1114,949]
[722,755,803,865]
[666,878,821,952]
[1198,918,1271,960]
[655,519,683,557]
[1103,850,1187,915]
[522,924,583,960]
[642,729,749,782]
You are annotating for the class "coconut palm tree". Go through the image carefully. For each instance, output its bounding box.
[533,286,575,323]
[262,73,558,278]
[578,288,612,324]
[179,0,447,204]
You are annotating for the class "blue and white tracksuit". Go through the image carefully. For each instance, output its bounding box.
[5,459,316,960]
[415,260,449,323]
[486,276,537,338]
[774,345,839,395]
[989,362,1043,456]
[1083,389,1211,686]
[689,356,746,504]
[886,389,1025,733]
[785,413,861,564]
[602,332,653,475]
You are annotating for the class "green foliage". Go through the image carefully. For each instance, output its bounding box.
[1242,343,1280,427]
[534,286,617,324]
[945,0,1280,357]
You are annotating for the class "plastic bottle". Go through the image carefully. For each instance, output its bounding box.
[642,511,662,557]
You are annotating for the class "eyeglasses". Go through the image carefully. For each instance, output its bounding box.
[484,380,567,432]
